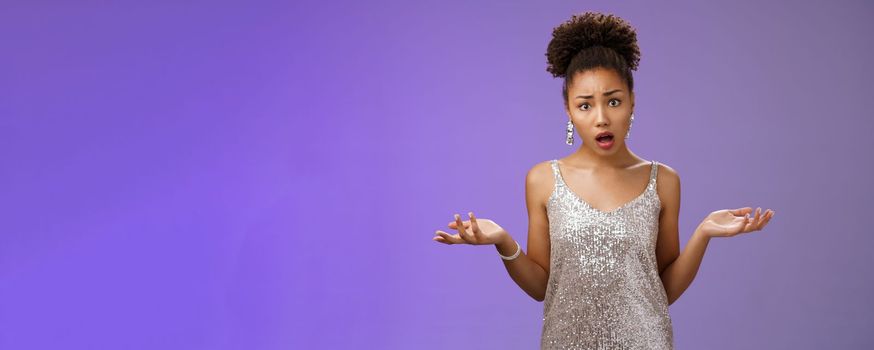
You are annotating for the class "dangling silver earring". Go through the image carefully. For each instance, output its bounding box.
[625,113,635,140]
[565,120,574,145]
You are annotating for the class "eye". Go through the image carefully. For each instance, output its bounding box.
[609,99,621,107]
[578,103,590,111]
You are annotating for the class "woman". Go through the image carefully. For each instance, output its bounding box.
[432,11,775,349]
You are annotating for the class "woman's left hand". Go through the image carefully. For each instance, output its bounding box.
[698,207,774,238]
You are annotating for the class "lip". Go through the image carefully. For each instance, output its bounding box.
[595,131,615,150]
[596,138,614,150]
[595,131,614,139]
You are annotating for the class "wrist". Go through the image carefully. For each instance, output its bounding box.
[494,233,517,255]
[497,240,521,261]
[495,232,513,247]
[694,224,712,240]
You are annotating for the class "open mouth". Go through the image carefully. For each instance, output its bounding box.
[595,132,614,143]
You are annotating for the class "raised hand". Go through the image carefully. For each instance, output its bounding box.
[698,207,775,238]
[433,211,508,245]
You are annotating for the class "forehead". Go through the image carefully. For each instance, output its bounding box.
[568,68,625,93]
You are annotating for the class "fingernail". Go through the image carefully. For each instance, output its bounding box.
[468,212,473,217]
[454,214,459,219]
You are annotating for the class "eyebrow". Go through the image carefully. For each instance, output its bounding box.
[575,89,623,99]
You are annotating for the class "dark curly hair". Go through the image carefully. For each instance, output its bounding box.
[545,12,641,107]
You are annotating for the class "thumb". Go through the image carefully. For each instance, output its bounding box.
[730,207,753,216]
[448,221,469,228]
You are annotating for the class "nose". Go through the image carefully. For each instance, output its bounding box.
[594,107,609,127]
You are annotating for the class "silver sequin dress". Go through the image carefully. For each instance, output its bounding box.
[541,159,674,349]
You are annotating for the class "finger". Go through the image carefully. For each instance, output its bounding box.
[759,209,774,229]
[748,209,770,233]
[435,230,463,244]
[751,207,761,230]
[743,208,759,232]
[756,208,770,230]
[740,213,753,234]
[455,214,474,242]
[756,208,769,230]
[448,220,471,229]
[729,215,747,236]
[433,234,455,245]
[744,214,751,231]
[730,207,753,216]
[468,212,482,239]
[434,233,459,244]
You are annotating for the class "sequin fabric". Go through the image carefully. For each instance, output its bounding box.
[541,159,673,349]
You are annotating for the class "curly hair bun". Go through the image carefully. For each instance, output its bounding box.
[545,12,640,78]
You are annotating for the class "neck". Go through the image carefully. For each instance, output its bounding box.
[569,142,638,169]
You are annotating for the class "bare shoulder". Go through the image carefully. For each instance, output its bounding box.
[525,160,554,279]
[655,161,680,182]
[654,161,681,209]
[525,160,555,207]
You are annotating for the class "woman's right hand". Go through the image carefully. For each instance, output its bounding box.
[433,211,508,245]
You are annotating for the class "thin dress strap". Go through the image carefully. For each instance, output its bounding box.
[648,160,659,190]
[550,159,564,187]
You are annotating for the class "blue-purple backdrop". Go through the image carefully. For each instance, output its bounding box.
[2,0,872,349]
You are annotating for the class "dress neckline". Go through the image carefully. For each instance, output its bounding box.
[552,159,656,215]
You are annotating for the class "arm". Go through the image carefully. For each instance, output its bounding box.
[654,165,774,305]
[660,226,711,305]
[495,161,553,302]
[653,164,703,305]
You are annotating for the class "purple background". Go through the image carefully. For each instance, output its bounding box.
[2,0,872,349]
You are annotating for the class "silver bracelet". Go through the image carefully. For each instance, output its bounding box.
[499,240,521,261]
